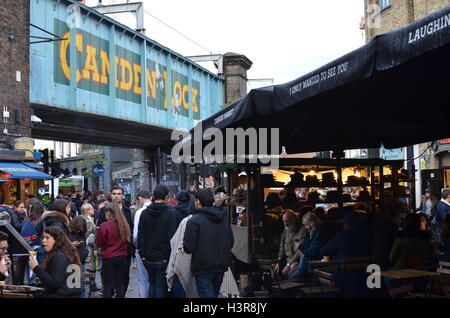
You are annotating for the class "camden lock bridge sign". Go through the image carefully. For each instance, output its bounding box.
[29,0,223,149]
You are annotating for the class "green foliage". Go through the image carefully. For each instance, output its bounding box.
[219,100,233,109]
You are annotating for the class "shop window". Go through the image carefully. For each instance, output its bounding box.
[379,0,391,10]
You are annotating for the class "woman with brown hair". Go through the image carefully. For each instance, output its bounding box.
[38,199,70,236]
[21,199,45,284]
[28,226,82,298]
[95,203,131,298]
[68,216,89,265]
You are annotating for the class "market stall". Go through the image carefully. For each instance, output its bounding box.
[0,161,53,204]
[223,158,411,262]
[174,6,450,295]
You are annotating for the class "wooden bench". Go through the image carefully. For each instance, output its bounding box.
[1,292,33,299]
[0,284,44,298]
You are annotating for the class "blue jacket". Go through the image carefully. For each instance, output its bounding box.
[320,226,372,297]
[297,223,328,276]
[435,201,450,236]
[21,219,41,246]
[442,238,450,262]
[320,227,372,261]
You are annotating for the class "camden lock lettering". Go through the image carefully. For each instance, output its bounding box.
[408,12,450,44]
[54,19,200,119]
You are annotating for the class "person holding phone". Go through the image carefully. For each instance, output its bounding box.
[0,231,11,282]
[68,216,89,264]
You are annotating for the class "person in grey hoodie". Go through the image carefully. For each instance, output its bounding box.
[183,189,234,298]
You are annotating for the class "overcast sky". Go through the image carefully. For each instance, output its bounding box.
[85,0,366,88]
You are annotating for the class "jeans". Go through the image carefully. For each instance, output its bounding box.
[80,264,87,298]
[195,272,224,298]
[102,256,127,298]
[172,276,185,298]
[289,258,309,280]
[135,251,149,298]
[143,261,168,298]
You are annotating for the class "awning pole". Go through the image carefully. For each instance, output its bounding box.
[335,150,343,209]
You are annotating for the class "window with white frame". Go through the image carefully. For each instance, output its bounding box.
[379,0,391,10]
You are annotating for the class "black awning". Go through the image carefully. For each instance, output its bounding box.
[185,5,450,155]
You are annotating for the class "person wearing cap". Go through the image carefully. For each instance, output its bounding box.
[133,190,152,298]
[320,207,372,297]
[174,190,195,227]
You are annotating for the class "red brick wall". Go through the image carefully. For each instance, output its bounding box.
[0,0,31,147]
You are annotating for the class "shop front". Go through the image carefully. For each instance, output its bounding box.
[421,139,450,198]
[0,161,53,204]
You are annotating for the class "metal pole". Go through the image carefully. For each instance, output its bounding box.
[335,151,343,209]
[50,150,55,199]
[156,147,161,184]
[411,163,416,213]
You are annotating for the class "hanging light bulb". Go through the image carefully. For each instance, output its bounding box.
[309,170,315,176]
[355,172,361,177]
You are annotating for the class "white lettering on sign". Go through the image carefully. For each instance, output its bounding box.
[408,12,450,44]
[0,168,34,172]
[289,61,350,96]
[214,109,234,125]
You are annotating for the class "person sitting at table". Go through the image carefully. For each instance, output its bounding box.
[28,226,82,298]
[320,208,372,297]
[440,214,450,262]
[0,230,12,282]
[372,206,400,270]
[290,213,328,280]
[273,211,308,279]
[389,213,437,271]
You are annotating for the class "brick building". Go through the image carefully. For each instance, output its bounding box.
[364,0,450,201]
[365,0,450,40]
[223,52,253,104]
[0,0,31,149]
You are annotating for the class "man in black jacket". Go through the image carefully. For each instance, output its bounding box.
[138,184,176,298]
[96,187,133,293]
[183,189,234,298]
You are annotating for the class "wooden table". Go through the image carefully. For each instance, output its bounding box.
[377,269,440,280]
[0,284,44,298]
[377,269,441,297]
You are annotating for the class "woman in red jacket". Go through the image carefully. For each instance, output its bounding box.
[95,203,131,298]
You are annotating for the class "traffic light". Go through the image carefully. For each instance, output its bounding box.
[40,148,49,174]
[144,156,156,176]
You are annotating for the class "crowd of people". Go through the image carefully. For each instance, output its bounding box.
[271,188,450,297]
[0,185,234,299]
[2,185,450,298]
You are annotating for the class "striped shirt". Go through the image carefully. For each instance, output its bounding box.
[167,215,240,298]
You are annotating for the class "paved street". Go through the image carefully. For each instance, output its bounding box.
[90,261,139,298]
